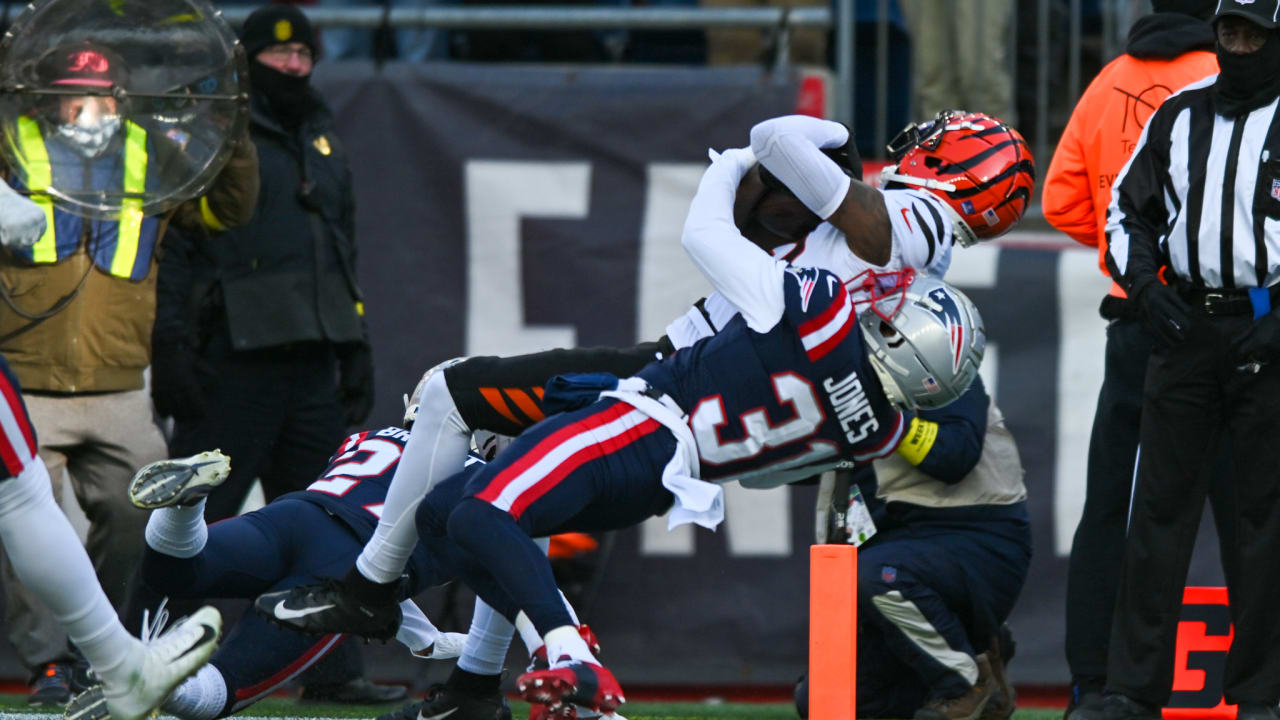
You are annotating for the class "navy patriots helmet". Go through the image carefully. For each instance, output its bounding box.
[880,110,1035,246]
[858,273,986,410]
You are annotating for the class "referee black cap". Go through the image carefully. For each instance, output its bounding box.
[1213,0,1280,29]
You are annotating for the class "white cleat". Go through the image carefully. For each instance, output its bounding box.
[91,605,220,720]
[129,451,231,509]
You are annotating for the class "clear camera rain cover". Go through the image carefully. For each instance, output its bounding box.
[0,0,248,219]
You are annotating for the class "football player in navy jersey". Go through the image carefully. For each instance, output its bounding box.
[0,354,221,720]
[254,110,1031,650]
[262,143,989,717]
[108,426,598,720]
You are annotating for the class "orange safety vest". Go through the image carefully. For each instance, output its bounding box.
[1042,50,1218,297]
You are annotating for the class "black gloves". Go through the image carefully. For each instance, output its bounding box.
[1232,308,1280,367]
[150,340,208,422]
[1134,280,1192,349]
[337,342,375,426]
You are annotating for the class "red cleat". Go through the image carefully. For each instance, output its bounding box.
[576,624,601,657]
[516,661,625,713]
[529,625,603,671]
[528,701,577,719]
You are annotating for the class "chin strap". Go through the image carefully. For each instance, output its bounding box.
[936,200,981,248]
[879,168,957,193]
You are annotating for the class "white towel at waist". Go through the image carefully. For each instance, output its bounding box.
[599,378,724,531]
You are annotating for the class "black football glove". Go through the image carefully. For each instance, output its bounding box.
[1135,280,1191,349]
[337,342,375,426]
[1232,308,1280,367]
[150,339,208,422]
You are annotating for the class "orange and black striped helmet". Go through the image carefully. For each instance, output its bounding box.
[881,110,1035,245]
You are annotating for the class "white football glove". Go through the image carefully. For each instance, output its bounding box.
[0,178,46,250]
[411,631,467,660]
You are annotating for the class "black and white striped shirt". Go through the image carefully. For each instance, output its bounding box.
[1106,75,1280,291]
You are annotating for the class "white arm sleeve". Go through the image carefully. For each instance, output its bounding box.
[681,148,787,334]
[750,115,852,220]
[665,292,748,350]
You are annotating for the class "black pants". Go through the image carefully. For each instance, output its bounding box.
[1065,315,1236,684]
[1108,311,1280,706]
[444,338,675,435]
[168,334,348,522]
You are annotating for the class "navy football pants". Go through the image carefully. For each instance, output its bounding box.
[419,399,677,635]
[855,522,1030,714]
[140,500,367,717]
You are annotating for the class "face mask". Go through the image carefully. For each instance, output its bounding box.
[1214,28,1280,116]
[55,99,122,158]
[250,62,312,129]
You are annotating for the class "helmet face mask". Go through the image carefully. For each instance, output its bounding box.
[402,357,466,429]
[857,274,985,411]
[881,109,1035,245]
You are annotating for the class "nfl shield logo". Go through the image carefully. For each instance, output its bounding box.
[1271,178,1280,200]
[881,566,897,583]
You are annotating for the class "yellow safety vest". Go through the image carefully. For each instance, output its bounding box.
[13,116,149,278]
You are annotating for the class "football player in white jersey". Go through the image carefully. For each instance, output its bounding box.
[258,110,1034,720]
[667,111,1034,344]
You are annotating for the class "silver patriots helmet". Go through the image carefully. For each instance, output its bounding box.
[858,274,985,410]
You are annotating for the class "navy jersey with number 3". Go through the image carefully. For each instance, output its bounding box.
[640,266,905,486]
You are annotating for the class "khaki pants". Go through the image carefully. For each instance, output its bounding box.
[703,0,828,66]
[0,389,164,671]
[899,0,1013,121]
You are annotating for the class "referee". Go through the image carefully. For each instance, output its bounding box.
[1091,3,1280,720]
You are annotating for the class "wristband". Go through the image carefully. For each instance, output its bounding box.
[895,416,939,465]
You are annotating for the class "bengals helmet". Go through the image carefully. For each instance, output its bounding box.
[880,110,1035,246]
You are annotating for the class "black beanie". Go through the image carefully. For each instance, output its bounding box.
[241,5,317,60]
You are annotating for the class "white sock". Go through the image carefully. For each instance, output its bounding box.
[161,664,227,720]
[515,612,542,658]
[357,372,471,584]
[457,600,514,675]
[520,589,585,658]
[543,626,597,667]
[0,459,142,685]
[145,500,208,558]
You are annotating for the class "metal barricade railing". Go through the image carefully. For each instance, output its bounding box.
[216,3,853,127]
[212,0,1163,173]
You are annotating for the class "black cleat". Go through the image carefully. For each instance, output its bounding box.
[1070,694,1160,720]
[255,579,402,640]
[380,683,512,720]
[29,663,73,707]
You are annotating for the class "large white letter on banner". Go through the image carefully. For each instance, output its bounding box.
[464,161,590,355]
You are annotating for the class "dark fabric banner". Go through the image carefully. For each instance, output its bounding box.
[299,62,1232,687]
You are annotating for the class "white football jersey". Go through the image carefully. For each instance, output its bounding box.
[665,187,955,349]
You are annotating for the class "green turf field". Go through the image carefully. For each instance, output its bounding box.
[0,694,1066,720]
